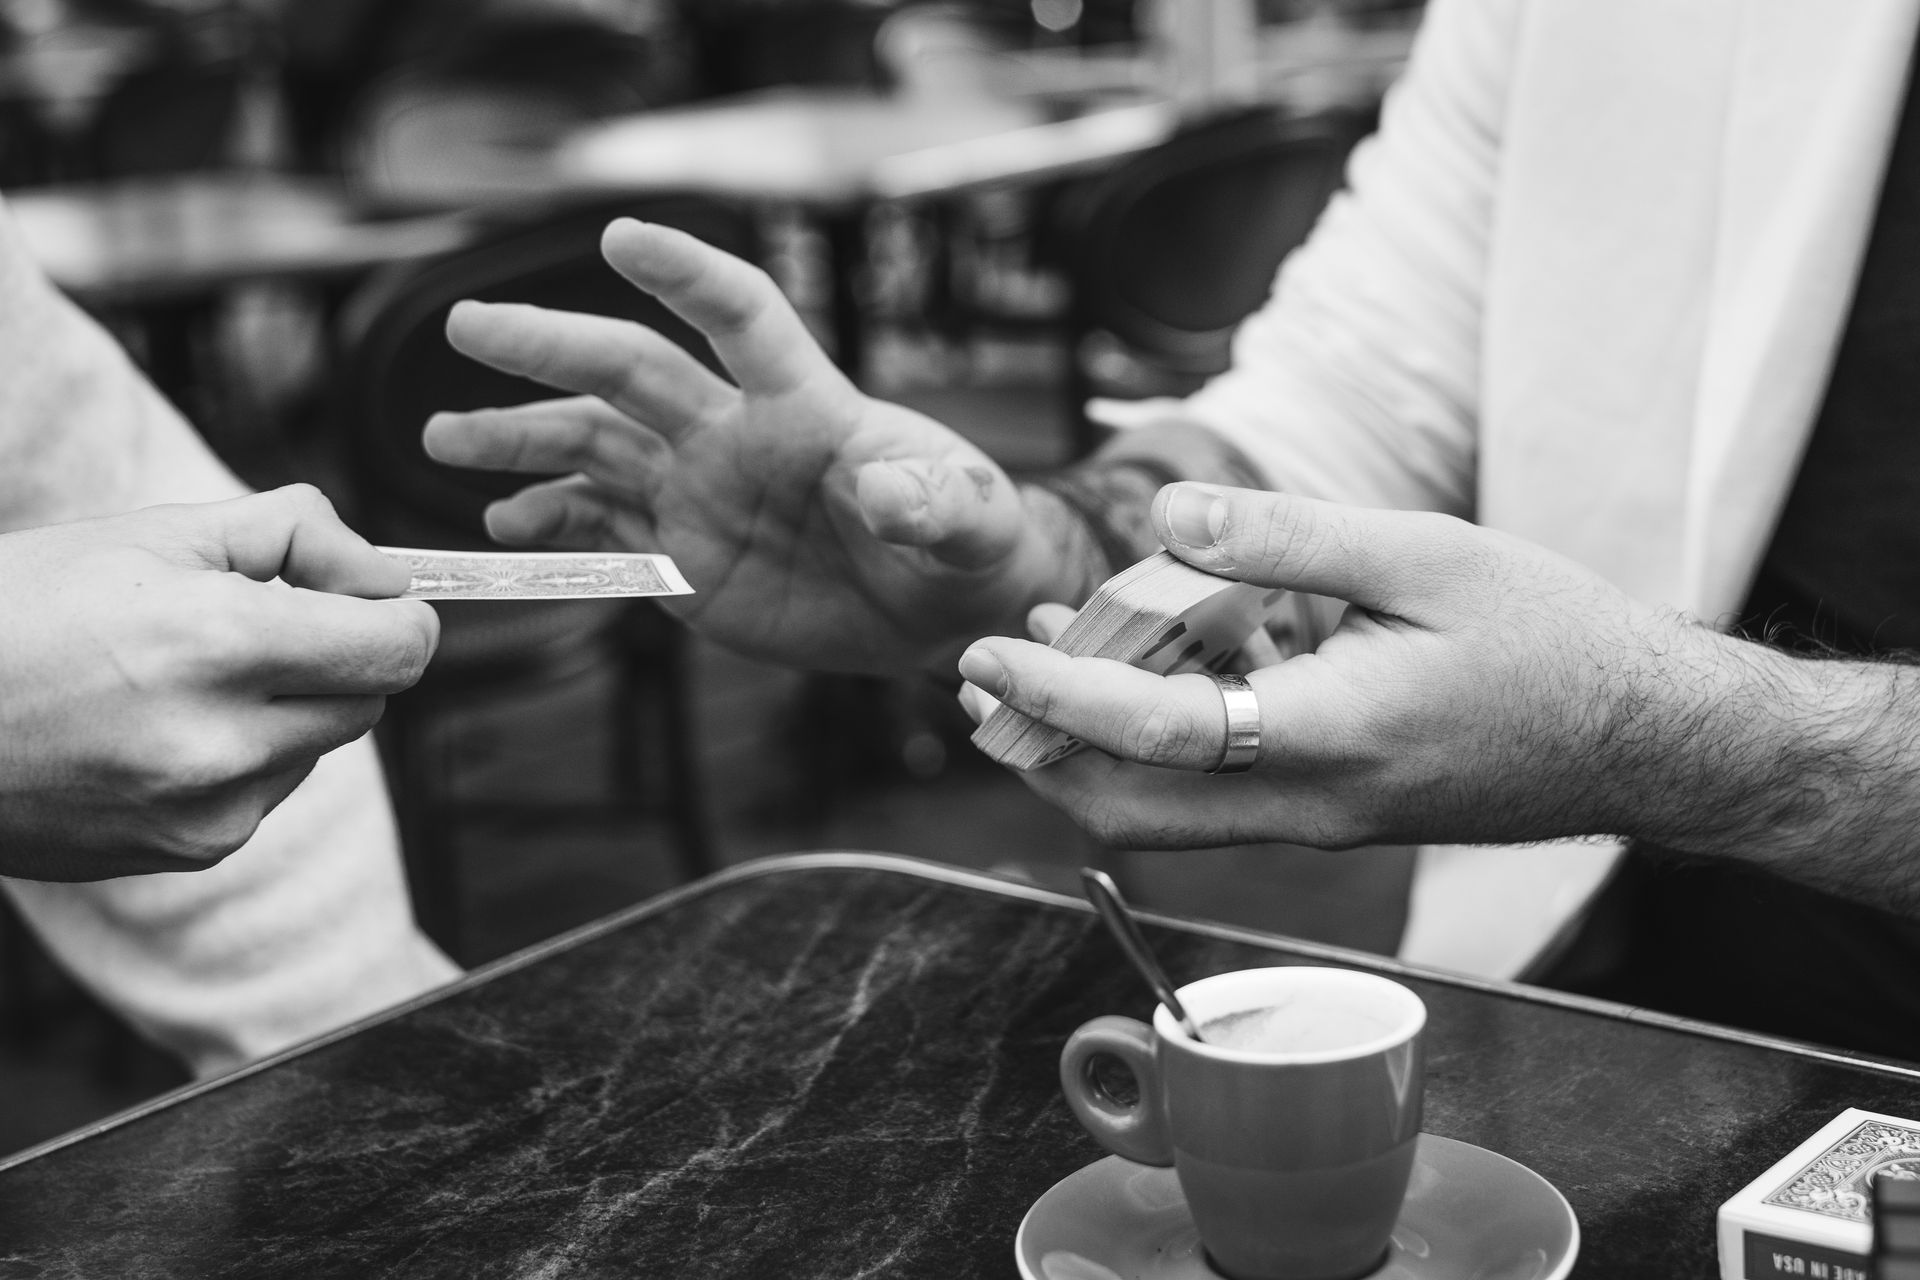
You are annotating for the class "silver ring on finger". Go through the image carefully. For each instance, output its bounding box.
[1207,672,1261,775]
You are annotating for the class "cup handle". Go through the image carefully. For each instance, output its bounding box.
[1059,1016,1173,1167]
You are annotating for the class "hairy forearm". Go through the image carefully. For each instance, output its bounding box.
[1603,622,1920,911]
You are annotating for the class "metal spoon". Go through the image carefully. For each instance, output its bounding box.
[1080,867,1209,1044]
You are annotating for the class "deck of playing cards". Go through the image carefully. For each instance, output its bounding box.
[1717,1107,1920,1280]
[969,551,1312,770]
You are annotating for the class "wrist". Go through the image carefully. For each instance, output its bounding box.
[1590,617,1794,852]
[991,428,1269,638]
[1601,621,1920,888]
[1011,481,1115,601]
[916,484,1104,677]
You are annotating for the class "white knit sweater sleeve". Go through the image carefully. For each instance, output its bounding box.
[0,197,457,1077]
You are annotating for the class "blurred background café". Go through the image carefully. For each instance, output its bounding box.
[0,0,1421,1152]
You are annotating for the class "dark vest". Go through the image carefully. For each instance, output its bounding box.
[1539,51,1920,1062]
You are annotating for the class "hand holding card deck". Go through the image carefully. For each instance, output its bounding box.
[969,551,1306,770]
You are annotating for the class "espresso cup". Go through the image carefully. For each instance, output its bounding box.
[1059,967,1426,1280]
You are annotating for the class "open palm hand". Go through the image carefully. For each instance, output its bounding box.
[424,219,1062,672]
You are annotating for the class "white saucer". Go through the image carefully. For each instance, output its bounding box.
[1016,1134,1578,1280]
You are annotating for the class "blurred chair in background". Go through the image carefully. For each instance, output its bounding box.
[680,0,892,97]
[891,105,1361,465]
[339,196,751,962]
[1052,103,1363,448]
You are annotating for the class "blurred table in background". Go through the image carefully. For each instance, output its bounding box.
[363,87,1059,214]
[7,173,474,306]
[366,8,1419,217]
[559,89,1179,381]
[5,173,478,481]
[553,90,1155,209]
[349,14,1412,382]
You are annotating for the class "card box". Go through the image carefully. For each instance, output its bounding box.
[1718,1107,1920,1280]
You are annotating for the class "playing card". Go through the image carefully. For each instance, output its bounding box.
[380,548,694,601]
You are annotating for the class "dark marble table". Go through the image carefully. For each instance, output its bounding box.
[3,853,1918,1278]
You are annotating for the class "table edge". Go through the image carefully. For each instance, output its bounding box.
[6,850,1917,1174]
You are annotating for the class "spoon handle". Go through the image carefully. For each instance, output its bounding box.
[1080,868,1207,1043]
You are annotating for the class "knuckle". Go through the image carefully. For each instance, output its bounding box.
[155,809,257,866]
[381,612,437,682]
[1242,503,1327,575]
[124,723,261,803]
[503,431,542,470]
[124,502,192,549]
[1410,511,1498,582]
[276,482,329,515]
[173,725,268,790]
[1118,700,1206,768]
[708,267,775,334]
[1077,793,1180,851]
[554,498,612,545]
[1412,510,1468,540]
[1077,794,1141,848]
[346,696,389,740]
[404,609,440,673]
[184,597,268,675]
[118,579,259,689]
[612,368,663,420]
[378,638,434,692]
[496,411,566,468]
[1292,808,1366,850]
[738,261,779,301]
[1012,662,1065,725]
[319,617,433,696]
[1320,815,1380,851]
[517,322,581,385]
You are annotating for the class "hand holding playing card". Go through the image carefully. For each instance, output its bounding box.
[957,484,1798,856]
[421,219,1070,674]
[0,487,439,881]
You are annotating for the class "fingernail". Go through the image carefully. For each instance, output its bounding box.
[958,646,1008,697]
[1165,487,1227,549]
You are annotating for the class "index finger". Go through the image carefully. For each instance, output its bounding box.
[170,485,414,599]
[600,218,847,397]
[962,639,1248,773]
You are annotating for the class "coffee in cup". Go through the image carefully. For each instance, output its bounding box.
[1059,966,1426,1280]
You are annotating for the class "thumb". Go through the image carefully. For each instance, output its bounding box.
[1151,484,1481,619]
[852,456,1024,571]
[178,485,414,598]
